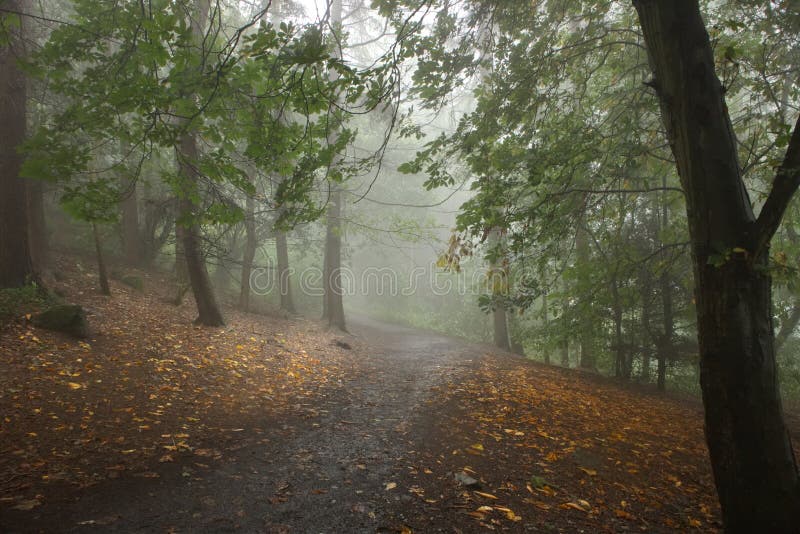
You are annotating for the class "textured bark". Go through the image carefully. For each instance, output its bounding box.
[27,178,47,271]
[634,1,800,530]
[92,224,110,296]
[275,230,296,314]
[0,0,35,287]
[239,191,256,311]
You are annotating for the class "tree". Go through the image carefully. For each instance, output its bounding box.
[321,0,347,331]
[0,0,35,288]
[633,0,800,530]
[174,0,225,326]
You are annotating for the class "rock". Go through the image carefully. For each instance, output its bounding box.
[32,304,88,338]
[334,340,352,350]
[454,471,479,487]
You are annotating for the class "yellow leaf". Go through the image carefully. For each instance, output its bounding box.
[476,505,493,512]
[474,491,498,500]
[545,451,558,462]
[578,467,597,476]
[12,498,41,511]
[470,443,484,451]
[67,382,82,390]
[385,482,397,491]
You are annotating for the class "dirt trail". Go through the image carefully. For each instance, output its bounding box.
[2,315,484,533]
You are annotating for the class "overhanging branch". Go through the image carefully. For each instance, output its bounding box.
[754,114,800,258]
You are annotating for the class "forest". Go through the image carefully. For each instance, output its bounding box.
[1,0,799,532]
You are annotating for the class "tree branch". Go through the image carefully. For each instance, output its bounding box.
[755,114,800,258]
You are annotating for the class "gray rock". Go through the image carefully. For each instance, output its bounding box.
[454,471,479,487]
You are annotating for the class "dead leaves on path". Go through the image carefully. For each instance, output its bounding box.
[0,258,351,511]
[399,358,720,532]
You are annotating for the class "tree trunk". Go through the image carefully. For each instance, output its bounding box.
[559,338,569,367]
[640,279,652,383]
[120,175,140,266]
[176,136,224,326]
[92,223,110,296]
[775,305,800,352]
[323,187,346,330]
[0,0,35,288]
[27,179,47,271]
[321,0,346,331]
[239,191,256,311]
[275,229,296,314]
[493,305,510,350]
[576,213,594,369]
[657,180,673,392]
[174,0,224,326]
[635,1,800,530]
[173,224,189,305]
[542,291,551,364]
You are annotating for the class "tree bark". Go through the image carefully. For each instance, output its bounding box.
[634,1,800,530]
[275,229,296,314]
[0,0,35,288]
[92,223,110,296]
[239,190,256,311]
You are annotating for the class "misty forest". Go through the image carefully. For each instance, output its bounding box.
[1,0,799,532]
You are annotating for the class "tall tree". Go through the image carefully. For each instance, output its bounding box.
[321,0,347,331]
[176,0,224,326]
[0,0,35,288]
[634,0,800,530]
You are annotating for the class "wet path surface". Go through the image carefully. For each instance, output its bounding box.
[4,316,483,533]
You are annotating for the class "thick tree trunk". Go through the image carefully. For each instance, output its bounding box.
[239,192,256,311]
[635,1,800,530]
[0,0,34,288]
[493,306,510,350]
[275,230,296,314]
[121,175,140,266]
[92,224,110,296]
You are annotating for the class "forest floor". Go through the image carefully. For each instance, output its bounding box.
[1,254,783,533]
